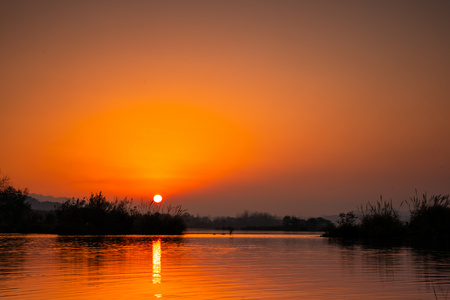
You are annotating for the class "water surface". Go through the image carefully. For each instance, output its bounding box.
[1,233,449,299]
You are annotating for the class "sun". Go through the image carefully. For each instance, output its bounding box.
[153,194,163,203]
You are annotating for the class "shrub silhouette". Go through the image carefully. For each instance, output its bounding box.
[326,200,405,240]
[0,175,31,232]
[133,212,185,235]
[56,192,185,235]
[326,192,450,248]
[402,192,450,246]
[359,198,405,239]
[325,211,359,238]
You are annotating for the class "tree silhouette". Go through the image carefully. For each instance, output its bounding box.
[0,175,30,232]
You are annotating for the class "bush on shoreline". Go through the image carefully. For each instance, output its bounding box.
[359,198,405,239]
[0,175,186,235]
[56,193,186,235]
[403,192,450,247]
[325,192,450,248]
[0,175,32,232]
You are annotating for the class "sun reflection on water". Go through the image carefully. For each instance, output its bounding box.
[2,234,448,299]
[152,238,161,284]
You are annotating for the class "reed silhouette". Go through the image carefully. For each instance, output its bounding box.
[325,192,450,248]
[359,197,405,239]
[0,174,186,235]
[402,191,450,248]
[55,192,186,235]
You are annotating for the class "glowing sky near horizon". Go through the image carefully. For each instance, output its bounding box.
[1,0,449,216]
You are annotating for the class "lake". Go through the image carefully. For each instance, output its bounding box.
[1,232,449,299]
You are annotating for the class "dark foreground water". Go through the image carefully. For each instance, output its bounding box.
[1,232,449,299]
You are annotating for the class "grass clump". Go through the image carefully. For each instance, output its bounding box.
[326,191,450,248]
[55,192,186,235]
[0,173,186,235]
[402,191,450,246]
[359,197,405,239]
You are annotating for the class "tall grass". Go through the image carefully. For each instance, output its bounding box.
[359,197,404,239]
[135,199,186,216]
[326,191,450,248]
[402,191,450,246]
[55,192,186,235]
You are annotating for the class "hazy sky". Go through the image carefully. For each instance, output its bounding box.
[1,0,449,217]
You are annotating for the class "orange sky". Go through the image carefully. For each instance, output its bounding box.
[1,1,449,216]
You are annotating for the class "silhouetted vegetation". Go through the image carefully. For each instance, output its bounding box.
[326,211,359,238]
[403,192,450,248]
[325,192,450,249]
[0,175,32,232]
[55,193,186,235]
[182,211,282,230]
[0,174,186,235]
[282,216,335,231]
[182,210,335,231]
[359,198,405,239]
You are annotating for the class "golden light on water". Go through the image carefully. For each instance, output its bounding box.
[152,239,161,284]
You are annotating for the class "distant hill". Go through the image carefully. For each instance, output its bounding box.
[29,193,68,204]
[26,196,63,211]
[321,215,340,223]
